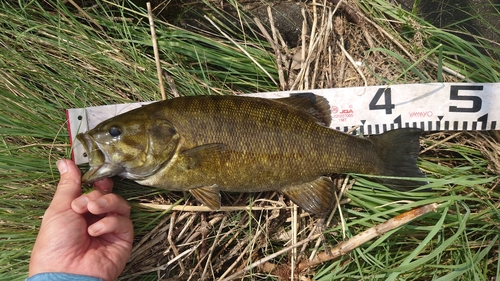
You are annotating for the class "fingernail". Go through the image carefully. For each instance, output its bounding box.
[56,160,68,175]
[94,198,107,208]
[73,196,89,210]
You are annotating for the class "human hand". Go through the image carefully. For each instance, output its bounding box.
[29,159,133,281]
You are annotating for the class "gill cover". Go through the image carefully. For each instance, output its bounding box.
[126,119,181,178]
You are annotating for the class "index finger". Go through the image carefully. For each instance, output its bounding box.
[87,193,131,217]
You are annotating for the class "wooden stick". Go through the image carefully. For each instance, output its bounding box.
[297,203,439,272]
[137,202,292,212]
[266,6,287,90]
[147,2,166,100]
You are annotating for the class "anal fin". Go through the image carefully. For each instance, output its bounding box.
[282,177,336,215]
[189,185,221,210]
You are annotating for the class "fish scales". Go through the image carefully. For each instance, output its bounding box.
[144,96,376,189]
[77,94,427,214]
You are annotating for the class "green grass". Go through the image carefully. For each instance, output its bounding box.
[358,0,500,83]
[1,0,499,280]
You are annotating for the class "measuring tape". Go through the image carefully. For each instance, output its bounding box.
[247,83,499,134]
[67,83,500,164]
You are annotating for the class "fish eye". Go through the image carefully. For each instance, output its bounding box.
[108,126,122,137]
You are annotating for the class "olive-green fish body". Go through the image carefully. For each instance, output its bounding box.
[77,94,426,214]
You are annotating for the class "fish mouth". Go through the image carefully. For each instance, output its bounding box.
[76,133,123,184]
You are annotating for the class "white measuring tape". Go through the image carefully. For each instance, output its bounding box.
[248,83,499,134]
[67,83,500,164]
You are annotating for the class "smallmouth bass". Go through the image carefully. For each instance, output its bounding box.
[77,94,426,214]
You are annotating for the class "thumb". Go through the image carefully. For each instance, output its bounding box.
[47,159,83,213]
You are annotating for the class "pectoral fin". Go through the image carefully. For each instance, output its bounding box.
[282,176,336,215]
[189,185,221,210]
[179,143,226,171]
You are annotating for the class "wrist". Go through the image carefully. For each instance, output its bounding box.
[26,272,103,281]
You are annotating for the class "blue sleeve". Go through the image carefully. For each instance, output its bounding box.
[26,273,103,281]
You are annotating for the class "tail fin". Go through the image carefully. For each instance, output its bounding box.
[369,128,427,190]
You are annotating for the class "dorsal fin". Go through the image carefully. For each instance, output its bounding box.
[276,93,332,127]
